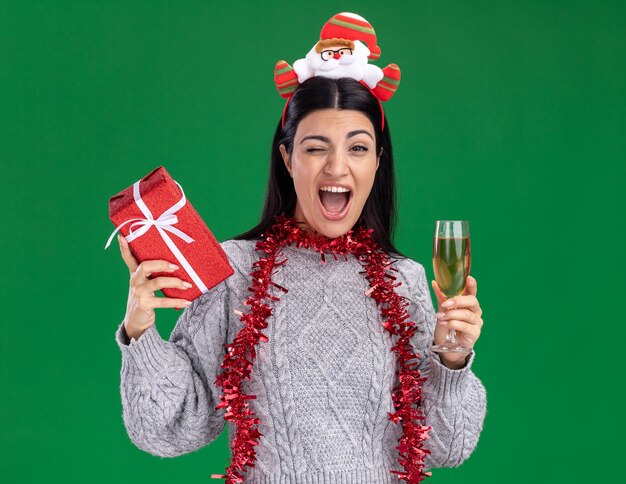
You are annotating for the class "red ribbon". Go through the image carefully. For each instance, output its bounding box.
[212,215,431,483]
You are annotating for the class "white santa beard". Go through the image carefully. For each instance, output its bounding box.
[317,63,363,79]
[316,57,352,71]
[314,58,383,87]
[293,40,383,87]
[316,58,338,71]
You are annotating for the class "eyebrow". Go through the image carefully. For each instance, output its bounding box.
[347,129,374,140]
[299,130,374,145]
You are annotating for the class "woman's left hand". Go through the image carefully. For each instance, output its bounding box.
[431,275,484,369]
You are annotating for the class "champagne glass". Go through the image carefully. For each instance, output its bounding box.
[430,220,473,354]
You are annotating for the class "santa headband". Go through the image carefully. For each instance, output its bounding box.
[274,12,401,131]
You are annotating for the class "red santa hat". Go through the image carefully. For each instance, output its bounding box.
[319,12,381,60]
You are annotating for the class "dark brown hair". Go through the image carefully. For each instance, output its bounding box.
[234,76,403,256]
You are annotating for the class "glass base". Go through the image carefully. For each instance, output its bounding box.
[430,343,472,354]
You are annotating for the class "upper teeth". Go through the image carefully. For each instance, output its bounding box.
[320,186,350,193]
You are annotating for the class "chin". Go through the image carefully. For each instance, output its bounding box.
[315,219,356,238]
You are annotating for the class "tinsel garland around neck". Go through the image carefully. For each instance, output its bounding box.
[210,214,432,483]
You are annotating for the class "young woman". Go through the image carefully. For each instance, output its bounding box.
[115,76,486,483]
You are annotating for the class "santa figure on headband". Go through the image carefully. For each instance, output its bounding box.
[274,12,401,101]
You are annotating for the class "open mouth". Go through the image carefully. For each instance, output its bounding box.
[318,186,352,220]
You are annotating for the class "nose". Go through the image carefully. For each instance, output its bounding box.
[323,149,349,177]
[333,52,341,60]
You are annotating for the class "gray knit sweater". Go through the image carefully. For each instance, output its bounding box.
[114,239,487,483]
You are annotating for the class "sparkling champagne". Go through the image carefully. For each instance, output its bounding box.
[433,236,471,297]
[430,220,472,355]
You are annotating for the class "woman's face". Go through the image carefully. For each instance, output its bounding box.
[279,108,380,238]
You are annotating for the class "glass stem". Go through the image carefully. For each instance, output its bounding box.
[445,328,457,344]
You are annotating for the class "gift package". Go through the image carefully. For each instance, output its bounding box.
[105,166,234,308]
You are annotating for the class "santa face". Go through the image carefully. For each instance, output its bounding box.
[279,109,380,239]
[304,39,370,78]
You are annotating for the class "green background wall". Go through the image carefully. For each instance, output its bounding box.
[1,1,623,482]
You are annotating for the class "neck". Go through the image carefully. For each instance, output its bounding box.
[291,218,316,235]
[289,213,363,242]
[277,215,359,247]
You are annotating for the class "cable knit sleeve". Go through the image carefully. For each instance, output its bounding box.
[393,257,487,470]
[113,280,229,458]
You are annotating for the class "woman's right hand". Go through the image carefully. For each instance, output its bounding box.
[117,234,193,341]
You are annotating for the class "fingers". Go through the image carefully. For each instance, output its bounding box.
[439,293,481,316]
[462,275,478,296]
[136,295,193,311]
[436,308,479,325]
[436,308,483,335]
[132,272,192,301]
[441,295,480,311]
[437,318,481,338]
[431,280,448,305]
[122,253,193,335]
[432,278,477,303]
[432,276,484,345]
[128,260,192,306]
[130,259,179,285]
[142,276,193,295]
[118,234,139,274]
